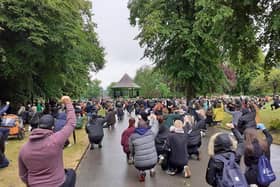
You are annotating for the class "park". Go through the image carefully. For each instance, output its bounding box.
[0,0,279,187]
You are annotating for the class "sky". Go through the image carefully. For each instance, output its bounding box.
[90,0,151,89]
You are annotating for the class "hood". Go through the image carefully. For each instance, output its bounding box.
[29,128,53,141]
[57,112,67,120]
[135,127,150,135]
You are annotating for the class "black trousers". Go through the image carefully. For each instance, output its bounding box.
[60,169,76,187]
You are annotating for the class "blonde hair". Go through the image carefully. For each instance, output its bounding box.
[208,132,237,156]
[174,120,183,129]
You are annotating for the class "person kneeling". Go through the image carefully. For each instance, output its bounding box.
[18,96,76,187]
[166,120,191,178]
[129,114,159,182]
[86,113,106,150]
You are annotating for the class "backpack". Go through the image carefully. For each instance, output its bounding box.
[215,154,248,187]
[257,154,276,186]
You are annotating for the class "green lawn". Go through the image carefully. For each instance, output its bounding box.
[0,125,88,187]
[222,102,280,144]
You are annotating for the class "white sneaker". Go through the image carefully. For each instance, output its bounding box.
[150,168,156,177]
[184,165,191,178]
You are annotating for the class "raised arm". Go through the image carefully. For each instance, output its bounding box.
[52,96,76,148]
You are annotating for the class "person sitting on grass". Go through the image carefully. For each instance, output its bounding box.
[18,96,76,187]
[0,131,9,169]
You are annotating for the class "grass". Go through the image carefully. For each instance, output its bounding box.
[0,122,88,187]
[221,102,280,144]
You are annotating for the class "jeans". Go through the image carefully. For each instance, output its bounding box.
[0,128,9,141]
[0,155,9,168]
[60,169,76,187]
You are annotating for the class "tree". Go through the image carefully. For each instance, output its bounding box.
[128,0,279,98]
[107,82,117,98]
[82,79,103,99]
[0,0,105,103]
[250,68,280,96]
[134,66,172,98]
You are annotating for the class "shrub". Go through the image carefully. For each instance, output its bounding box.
[269,119,280,130]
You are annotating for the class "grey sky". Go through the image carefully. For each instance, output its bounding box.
[90,0,151,89]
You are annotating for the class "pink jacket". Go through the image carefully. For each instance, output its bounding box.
[18,103,76,187]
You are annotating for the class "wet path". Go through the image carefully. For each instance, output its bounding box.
[76,113,280,187]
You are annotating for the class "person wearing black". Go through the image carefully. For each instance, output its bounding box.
[86,113,106,150]
[166,120,191,178]
[237,103,256,134]
[206,123,244,187]
[0,131,9,168]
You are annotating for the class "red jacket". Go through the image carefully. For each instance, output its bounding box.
[121,126,135,154]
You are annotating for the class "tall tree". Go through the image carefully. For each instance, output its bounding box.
[128,0,279,98]
[0,0,105,103]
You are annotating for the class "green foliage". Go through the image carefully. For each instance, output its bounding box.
[134,66,173,98]
[0,0,105,103]
[250,68,280,95]
[269,119,280,131]
[82,79,103,99]
[128,0,279,98]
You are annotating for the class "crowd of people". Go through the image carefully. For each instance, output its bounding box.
[0,95,277,187]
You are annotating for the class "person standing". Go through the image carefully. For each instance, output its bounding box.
[18,96,76,187]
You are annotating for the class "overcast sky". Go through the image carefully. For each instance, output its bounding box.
[90,0,151,89]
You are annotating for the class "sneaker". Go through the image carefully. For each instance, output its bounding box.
[138,171,146,182]
[98,144,102,148]
[184,165,191,178]
[67,143,72,148]
[150,168,156,177]
[166,169,176,176]
[158,155,165,165]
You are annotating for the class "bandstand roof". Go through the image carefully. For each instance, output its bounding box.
[112,73,140,89]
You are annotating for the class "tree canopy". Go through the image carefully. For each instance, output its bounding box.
[0,0,105,103]
[128,0,279,98]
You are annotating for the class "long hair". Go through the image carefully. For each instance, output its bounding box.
[244,128,268,156]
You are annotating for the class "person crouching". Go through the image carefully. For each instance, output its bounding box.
[121,117,136,164]
[86,113,106,150]
[129,114,159,182]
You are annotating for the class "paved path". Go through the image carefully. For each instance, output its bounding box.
[76,113,280,187]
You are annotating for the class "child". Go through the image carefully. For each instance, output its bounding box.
[86,113,106,150]
[121,118,135,164]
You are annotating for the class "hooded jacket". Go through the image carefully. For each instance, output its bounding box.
[18,103,76,187]
[206,128,244,187]
[121,126,135,154]
[129,119,159,168]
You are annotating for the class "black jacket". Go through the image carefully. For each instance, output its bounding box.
[0,131,5,163]
[206,128,244,187]
[244,129,273,185]
[166,131,188,166]
[86,118,106,138]
[155,124,169,154]
[185,120,206,146]
[237,110,256,134]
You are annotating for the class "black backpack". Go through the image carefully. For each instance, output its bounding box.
[214,153,248,187]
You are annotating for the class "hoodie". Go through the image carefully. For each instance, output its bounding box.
[18,103,76,187]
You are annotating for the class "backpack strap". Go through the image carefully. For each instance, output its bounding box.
[215,153,235,166]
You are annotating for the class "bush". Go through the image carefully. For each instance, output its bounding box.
[269,119,280,130]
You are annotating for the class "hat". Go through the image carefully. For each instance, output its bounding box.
[38,114,54,130]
